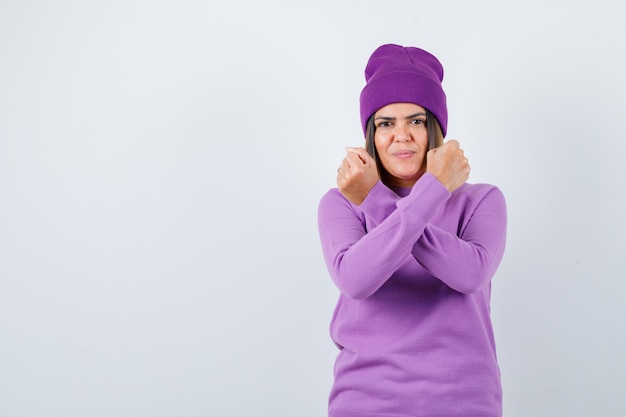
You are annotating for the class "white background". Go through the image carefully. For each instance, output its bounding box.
[1,1,625,416]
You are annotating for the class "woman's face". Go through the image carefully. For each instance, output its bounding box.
[374,102,429,188]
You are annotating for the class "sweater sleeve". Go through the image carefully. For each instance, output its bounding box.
[357,181,402,229]
[411,187,507,294]
[317,173,450,300]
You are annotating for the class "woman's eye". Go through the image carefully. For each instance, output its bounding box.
[411,119,426,125]
[377,121,391,128]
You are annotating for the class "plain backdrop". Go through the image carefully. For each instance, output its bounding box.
[1,1,625,416]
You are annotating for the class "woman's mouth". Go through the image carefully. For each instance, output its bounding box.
[393,150,415,159]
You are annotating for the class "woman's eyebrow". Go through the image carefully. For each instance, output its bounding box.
[375,112,427,121]
[405,112,426,119]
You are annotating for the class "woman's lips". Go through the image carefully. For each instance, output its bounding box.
[393,150,415,159]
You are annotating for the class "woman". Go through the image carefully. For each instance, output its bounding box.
[317,44,507,417]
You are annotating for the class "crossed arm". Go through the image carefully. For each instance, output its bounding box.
[319,145,506,299]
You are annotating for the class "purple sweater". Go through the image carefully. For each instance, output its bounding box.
[317,173,507,417]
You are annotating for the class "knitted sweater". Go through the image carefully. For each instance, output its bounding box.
[317,173,507,417]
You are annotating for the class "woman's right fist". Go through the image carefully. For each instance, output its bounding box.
[426,140,470,192]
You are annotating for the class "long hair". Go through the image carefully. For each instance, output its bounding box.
[365,109,444,186]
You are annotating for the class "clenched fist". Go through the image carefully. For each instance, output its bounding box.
[337,147,379,205]
[426,140,470,192]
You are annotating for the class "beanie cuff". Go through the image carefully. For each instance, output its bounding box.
[359,70,447,137]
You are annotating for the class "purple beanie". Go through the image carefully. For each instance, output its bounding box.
[359,44,447,137]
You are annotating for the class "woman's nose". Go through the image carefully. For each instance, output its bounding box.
[394,125,410,142]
